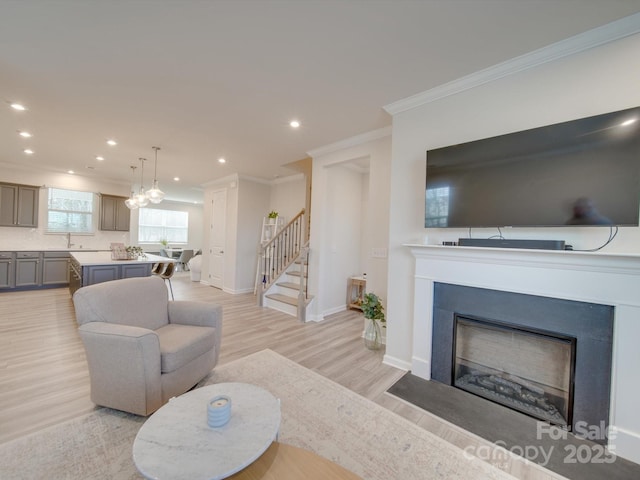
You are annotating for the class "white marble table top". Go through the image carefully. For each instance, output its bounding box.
[132,383,281,480]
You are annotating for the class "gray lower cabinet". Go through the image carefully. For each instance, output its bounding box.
[42,252,70,285]
[121,263,150,278]
[0,251,71,291]
[68,258,153,296]
[86,265,120,285]
[15,252,40,287]
[0,252,14,288]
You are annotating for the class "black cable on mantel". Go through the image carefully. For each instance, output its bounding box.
[571,225,619,252]
[467,227,507,240]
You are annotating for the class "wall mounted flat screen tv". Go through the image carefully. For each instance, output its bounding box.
[425,106,640,228]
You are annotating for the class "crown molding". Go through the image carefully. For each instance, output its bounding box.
[384,13,640,116]
[307,126,391,158]
[201,173,239,189]
[272,172,305,185]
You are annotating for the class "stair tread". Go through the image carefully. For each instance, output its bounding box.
[265,293,314,306]
[287,270,306,277]
[277,282,305,290]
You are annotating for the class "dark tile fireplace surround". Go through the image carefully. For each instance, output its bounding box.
[431,282,614,441]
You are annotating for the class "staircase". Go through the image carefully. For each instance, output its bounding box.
[263,256,313,320]
[256,210,313,321]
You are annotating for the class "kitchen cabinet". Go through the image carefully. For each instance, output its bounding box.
[68,252,167,296]
[15,252,41,287]
[0,251,74,291]
[86,265,120,285]
[42,252,70,285]
[0,252,14,289]
[100,194,130,231]
[0,183,39,227]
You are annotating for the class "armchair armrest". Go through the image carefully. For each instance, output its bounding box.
[78,322,162,416]
[168,301,222,330]
[168,301,223,366]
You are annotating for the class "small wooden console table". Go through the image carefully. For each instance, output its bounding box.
[346,276,366,310]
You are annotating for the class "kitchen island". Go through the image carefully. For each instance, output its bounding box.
[69,252,173,295]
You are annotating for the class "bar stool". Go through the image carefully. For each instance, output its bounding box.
[159,262,176,300]
[151,262,165,275]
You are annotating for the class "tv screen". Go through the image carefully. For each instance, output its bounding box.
[425,106,640,228]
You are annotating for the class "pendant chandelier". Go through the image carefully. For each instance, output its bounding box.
[124,166,139,210]
[146,146,165,204]
[134,157,150,207]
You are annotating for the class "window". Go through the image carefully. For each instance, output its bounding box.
[139,208,189,244]
[47,188,95,233]
[425,186,450,227]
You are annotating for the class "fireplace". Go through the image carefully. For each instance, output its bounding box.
[430,282,613,440]
[405,243,640,464]
[452,315,576,426]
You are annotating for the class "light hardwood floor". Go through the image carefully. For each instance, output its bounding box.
[0,273,553,479]
[0,272,406,444]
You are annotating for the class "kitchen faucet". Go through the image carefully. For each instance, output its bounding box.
[66,232,75,249]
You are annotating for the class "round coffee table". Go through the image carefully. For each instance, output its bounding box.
[133,383,281,480]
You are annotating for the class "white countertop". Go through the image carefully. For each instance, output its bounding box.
[70,251,174,266]
[0,248,106,252]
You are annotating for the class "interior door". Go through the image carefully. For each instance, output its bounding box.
[209,189,226,289]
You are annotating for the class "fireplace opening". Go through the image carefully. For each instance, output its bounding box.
[453,315,576,427]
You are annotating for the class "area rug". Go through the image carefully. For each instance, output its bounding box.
[1,349,518,480]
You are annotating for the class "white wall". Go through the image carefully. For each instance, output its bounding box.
[384,32,640,369]
[236,177,271,293]
[308,132,391,320]
[269,174,306,223]
[324,164,364,310]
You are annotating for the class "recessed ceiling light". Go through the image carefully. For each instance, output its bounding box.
[173,177,180,181]
[95,156,105,161]
[218,157,226,164]
[621,118,637,127]
[18,131,32,138]
[289,120,300,128]
[106,139,117,146]
[68,170,75,175]
[10,103,26,111]
[23,149,34,155]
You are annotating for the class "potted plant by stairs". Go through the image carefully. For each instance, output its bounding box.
[361,293,386,350]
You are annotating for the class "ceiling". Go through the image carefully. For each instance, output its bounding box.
[1,1,639,204]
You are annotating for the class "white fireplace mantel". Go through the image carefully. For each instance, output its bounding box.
[406,244,640,464]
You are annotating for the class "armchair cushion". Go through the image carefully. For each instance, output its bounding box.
[156,324,217,373]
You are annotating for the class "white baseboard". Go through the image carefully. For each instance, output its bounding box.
[410,356,431,380]
[383,354,411,372]
[610,426,640,465]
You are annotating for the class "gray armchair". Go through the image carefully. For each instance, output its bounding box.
[72,276,222,416]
